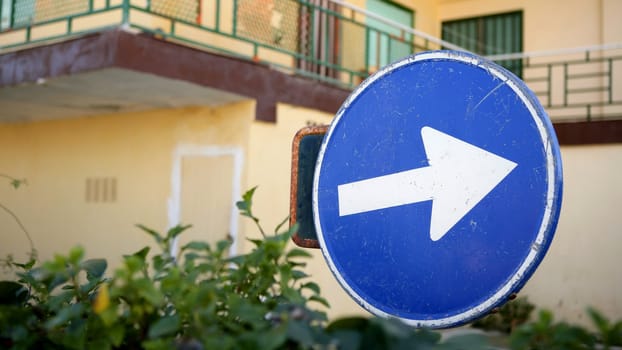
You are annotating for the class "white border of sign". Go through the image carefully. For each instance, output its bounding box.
[312,51,563,328]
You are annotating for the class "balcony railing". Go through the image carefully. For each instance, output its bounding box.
[0,0,458,86]
[487,43,622,121]
[1,0,620,121]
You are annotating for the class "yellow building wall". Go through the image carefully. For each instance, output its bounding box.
[603,0,622,44]
[0,101,255,276]
[244,103,366,319]
[241,102,622,325]
[1,83,620,325]
[409,0,440,38]
[430,0,622,324]
[437,0,618,52]
[520,144,622,324]
[2,0,621,326]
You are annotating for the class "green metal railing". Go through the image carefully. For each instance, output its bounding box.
[487,44,622,121]
[1,0,620,121]
[0,0,460,87]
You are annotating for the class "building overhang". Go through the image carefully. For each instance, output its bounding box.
[0,67,250,122]
[0,29,349,123]
[0,28,620,144]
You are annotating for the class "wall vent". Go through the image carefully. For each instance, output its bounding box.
[85,177,117,203]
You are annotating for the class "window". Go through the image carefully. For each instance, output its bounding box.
[442,11,522,77]
[366,0,413,70]
[1,0,90,29]
[1,1,11,30]
[298,0,341,79]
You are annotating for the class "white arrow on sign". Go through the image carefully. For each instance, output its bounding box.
[337,126,518,241]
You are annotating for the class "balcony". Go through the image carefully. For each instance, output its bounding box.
[1,0,621,124]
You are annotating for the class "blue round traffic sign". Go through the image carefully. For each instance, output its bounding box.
[313,51,563,328]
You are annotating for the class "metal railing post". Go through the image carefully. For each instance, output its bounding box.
[608,58,613,104]
[122,0,129,25]
[232,0,237,36]
[386,32,391,65]
[547,64,552,108]
[309,5,316,63]
[563,63,568,107]
[364,26,370,74]
[10,0,16,28]
[214,0,220,31]
[586,104,592,121]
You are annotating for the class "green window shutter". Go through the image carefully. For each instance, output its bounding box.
[442,11,522,77]
[366,0,414,69]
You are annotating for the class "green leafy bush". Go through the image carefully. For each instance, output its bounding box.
[0,188,487,349]
[2,185,620,349]
[509,309,595,350]
[471,296,535,334]
[509,308,622,350]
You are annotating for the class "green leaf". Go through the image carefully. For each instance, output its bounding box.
[44,303,85,330]
[48,290,74,309]
[81,259,107,280]
[80,277,101,295]
[136,279,164,306]
[148,314,180,338]
[153,255,171,272]
[68,246,85,265]
[226,254,247,266]
[274,215,290,233]
[182,241,211,252]
[248,238,263,247]
[606,321,622,346]
[216,239,232,254]
[108,324,125,346]
[440,333,489,349]
[97,305,119,328]
[308,295,329,308]
[291,270,309,280]
[46,273,70,291]
[59,317,87,349]
[85,337,113,350]
[254,325,288,350]
[236,186,258,217]
[0,281,28,305]
[127,246,150,261]
[286,320,315,347]
[286,248,312,259]
[10,178,26,189]
[370,317,415,340]
[136,224,164,244]
[302,282,321,295]
[12,257,36,271]
[142,338,174,350]
[121,255,145,274]
[328,330,362,350]
[587,307,609,333]
[165,225,192,242]
[327,317,370,332]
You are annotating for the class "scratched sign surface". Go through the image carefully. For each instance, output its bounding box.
[313,51,563,328]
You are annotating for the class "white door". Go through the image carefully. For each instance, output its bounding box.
[169,145,243,256]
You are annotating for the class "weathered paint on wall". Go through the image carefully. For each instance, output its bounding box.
[436,0,620,52]
[522,144,622,324]
[0,101,254,276]
[245,103,365,319]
